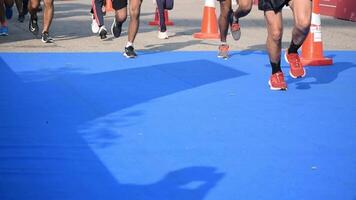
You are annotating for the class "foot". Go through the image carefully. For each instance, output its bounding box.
[217,44,229,59]
[98,26,107,39]
[158,31,168,39]
[91,14,99,34]
[111,19,122,38]
[268,71,287,91]
[18,13,25,23]
[229,11,241,41]
[29,16,39,35]
[123,46,137,58]
[285,48,306,78]
[41,32,54,43]
[0,26,9,36]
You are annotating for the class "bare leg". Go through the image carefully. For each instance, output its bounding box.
[42,0,53,33]
[28,0,39,18]
[264,10,283,64]
[288,0,312,53]
[127,0,142,43]
[115,6,127,23]
[234,0,252,19]
[218,0,231,43]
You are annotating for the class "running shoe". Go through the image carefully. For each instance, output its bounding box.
[158,31,168,39]
[284,48,306,78]
[123,46,137,58]
[29,16,39,35]
[229,11,241,41]
[268,72,287,91]
[18,13,25,23]
[0,26,9,36]
[41,32,54,43]
[91,14,99,33]
[111,19,122,38]
[5,6,13,19]
[98,26,107,39]
[217,44,229,59]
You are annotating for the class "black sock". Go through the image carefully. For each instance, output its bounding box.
[288,40,301,54]
[271,60,281,74]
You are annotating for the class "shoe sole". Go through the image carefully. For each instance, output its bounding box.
[268,80,287,91]
[111,20,122,38]
[284,50,306,79]
[99,29,107,39]
[111,20,116,37]
[217,55,228,60]
[29,24,39,36]
[123,52,136,58]
[41,39,54,43]
[231,31,241,41]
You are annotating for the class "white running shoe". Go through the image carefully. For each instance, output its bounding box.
[91,14,99,34]
[158,31,168,39]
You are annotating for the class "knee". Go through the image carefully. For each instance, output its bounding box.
[239,1,252,14]
[43,0,53,8]
[29,1,39,10]
[295,17,311,33]
[116,13,127,23]
[270,29,283,42]
[129,8,140,19]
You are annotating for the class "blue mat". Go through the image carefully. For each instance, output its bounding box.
[0,51,355,200]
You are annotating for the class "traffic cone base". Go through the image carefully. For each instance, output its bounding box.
[301,1,332,66]
[193,32,219,39]
[301,58,333,66]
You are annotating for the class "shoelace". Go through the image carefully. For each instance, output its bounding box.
[231,23,240,31]
[290,54,302,69]
[274,73,284,83]
[219,45,229,51]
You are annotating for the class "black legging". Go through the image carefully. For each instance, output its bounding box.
[156,0,166,32]
[91,0,105,26]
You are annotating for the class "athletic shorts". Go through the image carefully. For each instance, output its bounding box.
[112,0,127,10]
[258,0,290,12]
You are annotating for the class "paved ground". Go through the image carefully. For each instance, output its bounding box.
[0,0,355,52]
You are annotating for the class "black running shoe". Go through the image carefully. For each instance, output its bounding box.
[111,19,122,38]
[41,32,54,43]
[29,16,39,35]
[18,13,25,23]
[123,46,137,58]
[99,26,107,39]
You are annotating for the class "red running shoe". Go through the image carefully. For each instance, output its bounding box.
[285,49,306,78]
[218,44,229,59]
[268,72,287,90]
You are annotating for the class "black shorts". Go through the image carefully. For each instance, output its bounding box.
[112,0,127,10]
[258,0,290,12]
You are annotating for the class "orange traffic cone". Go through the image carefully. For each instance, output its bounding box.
[149,8,174,26]
[301,0,333,66]
[193,0,219,39]
[105,0,114,12]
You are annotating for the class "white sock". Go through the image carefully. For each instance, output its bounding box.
[126,42,133,48]
[221,42,227,46]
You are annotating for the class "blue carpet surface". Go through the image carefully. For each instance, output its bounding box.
[0,51,355,200]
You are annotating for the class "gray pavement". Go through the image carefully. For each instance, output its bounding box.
[0,0,355,52]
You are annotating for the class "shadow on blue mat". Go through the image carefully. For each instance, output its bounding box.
[0,58,236,199]
[287,62,356,89]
